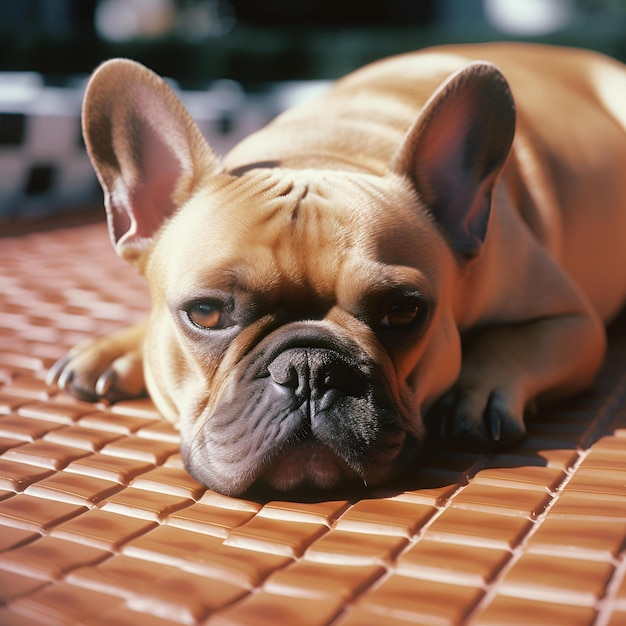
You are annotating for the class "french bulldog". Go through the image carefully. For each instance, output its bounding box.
[49,43,626,496]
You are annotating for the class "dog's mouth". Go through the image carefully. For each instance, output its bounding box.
[183,411,408,497]
[259,432,420,492]
[260,439,356,491]
[183,417,418,497]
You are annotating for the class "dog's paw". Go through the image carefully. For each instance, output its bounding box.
[47,327,146,403]
[429,388,526,452]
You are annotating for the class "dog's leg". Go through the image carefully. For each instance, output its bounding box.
[432,310,606,449]
[47,320,147,402]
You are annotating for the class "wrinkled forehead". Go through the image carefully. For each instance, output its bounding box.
[149,168,442,301]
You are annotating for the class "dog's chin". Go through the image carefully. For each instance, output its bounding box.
[261,441,357,492]
[183,429,419,497]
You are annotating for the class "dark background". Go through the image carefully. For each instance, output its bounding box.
[1,0,626,85]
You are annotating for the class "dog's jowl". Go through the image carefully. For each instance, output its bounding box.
[49,43,626,495]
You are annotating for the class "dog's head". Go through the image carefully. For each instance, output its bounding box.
[82,58,514,495]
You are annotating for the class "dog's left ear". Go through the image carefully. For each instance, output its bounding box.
[392,62,516,258]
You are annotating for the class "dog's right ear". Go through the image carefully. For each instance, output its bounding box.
[392,62,516,259]
[82,59,219,265]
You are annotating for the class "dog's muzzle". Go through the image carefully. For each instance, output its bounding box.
[182,328,410,496]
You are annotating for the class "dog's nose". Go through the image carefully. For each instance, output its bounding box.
[268,348,361,400]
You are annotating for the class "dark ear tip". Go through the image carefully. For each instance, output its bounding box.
[447,61,515,108]
[459,61,510,90]
[454,61,516,121]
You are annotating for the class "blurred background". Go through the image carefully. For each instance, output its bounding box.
[2,0,626,228]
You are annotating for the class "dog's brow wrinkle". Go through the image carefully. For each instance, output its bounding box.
[291,203,300,223]
[286,183,309,223]
[228,160,282,176]
[279,183,294,197]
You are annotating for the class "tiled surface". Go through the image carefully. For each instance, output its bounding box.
[1,223,626,625]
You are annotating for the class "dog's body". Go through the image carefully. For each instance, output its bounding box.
[50,43,626,495]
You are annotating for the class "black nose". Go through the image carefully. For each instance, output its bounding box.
[268,348,365,400]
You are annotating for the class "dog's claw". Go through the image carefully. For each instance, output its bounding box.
[427,387,526,452]
[46,354,71,388]
[47,357,99,402]
[485,408,502,442]
[95,368,115,397]
[57,362,74,392]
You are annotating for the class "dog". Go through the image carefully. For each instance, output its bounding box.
[48,43,626,496]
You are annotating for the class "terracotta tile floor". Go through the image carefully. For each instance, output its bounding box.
[1,222,626,625]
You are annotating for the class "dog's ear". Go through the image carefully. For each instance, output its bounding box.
[392,62,515,258]
[82,59,219,265]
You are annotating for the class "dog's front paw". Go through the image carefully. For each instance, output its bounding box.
[47,324,146,403]
[429,388,526,452]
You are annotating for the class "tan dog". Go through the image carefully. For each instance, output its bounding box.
[49,43,626,495]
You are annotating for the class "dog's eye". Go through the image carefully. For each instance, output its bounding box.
[380,299,423,329]
[187,302,231,330]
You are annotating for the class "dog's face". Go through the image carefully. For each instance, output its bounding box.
[82,58,514,495]
[144,168,461,494]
